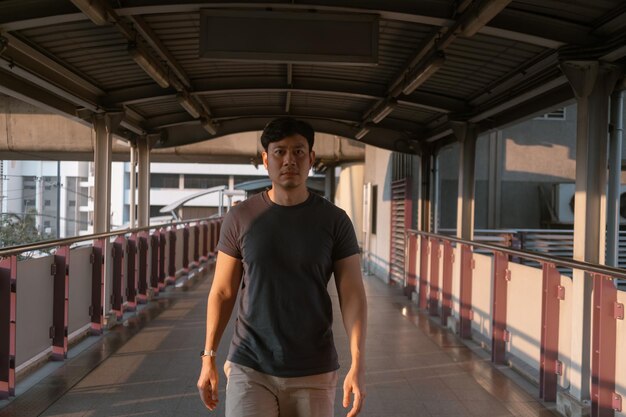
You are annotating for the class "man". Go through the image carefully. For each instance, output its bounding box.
[197,117,367,417]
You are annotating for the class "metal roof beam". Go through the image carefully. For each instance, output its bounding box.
[1,1,594,48]
[0,68,82,120]
[128,15,192,89]
[0,33,103,110]
[104,83,467,114]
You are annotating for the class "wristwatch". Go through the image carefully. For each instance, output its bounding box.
[200,349,218,358]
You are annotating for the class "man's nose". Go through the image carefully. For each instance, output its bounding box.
[283,151,297,165]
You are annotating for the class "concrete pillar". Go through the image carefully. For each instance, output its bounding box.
[93,112,122,234]
[419,147,432,232]
[452,122,477,240]
[136,135,150,228]
[129,145,137,229]
[35,165,43,233]
[431,153,440,233]
[487,131,503,229]
[560,61,622,402]
[325,165,336,202]
[59,172,67,238]
[607,89,624,267]
[92,115,110,234]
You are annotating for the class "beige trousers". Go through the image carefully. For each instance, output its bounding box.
[224,361,338,417]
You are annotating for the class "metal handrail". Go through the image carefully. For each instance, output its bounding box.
[0,217,217,258]
[407,229,626,280]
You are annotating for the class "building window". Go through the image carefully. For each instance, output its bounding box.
[24,199,36,207]
[234,175,265,185]
[151,173,179,188]
[44,200,51,206]
[184,174,229,189]
[535,108,566,120]
[69,200,76,207]
[44,221,50,227]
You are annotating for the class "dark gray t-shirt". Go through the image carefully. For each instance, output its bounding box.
[216,190,360,377]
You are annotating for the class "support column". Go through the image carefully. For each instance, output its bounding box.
[137,135,151,228]
[431,153,440,232]
[560,61,622,402]
[419,147,432,232]
[325,165,336,202]
[607,89,624,267]
[93,113,122,234]
[129,144,137,229]
[453,122,477,240]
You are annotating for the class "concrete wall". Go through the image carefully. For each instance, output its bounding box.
[437,104,587,229]
[363,145,392,282]
[335,163,364,246]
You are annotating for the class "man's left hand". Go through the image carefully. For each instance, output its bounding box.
[343,366,366,417]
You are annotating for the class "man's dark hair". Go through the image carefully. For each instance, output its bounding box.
[260,117,315,151]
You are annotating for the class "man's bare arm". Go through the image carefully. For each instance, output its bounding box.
[334,253,367,417]
[197,251,243,411]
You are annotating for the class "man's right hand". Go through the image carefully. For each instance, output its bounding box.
[197,357,219,410]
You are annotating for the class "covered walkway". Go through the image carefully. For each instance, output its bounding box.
[0,264,558,417]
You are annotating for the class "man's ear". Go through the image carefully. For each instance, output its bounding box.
[262,151,268,169]
[309,150,316,168]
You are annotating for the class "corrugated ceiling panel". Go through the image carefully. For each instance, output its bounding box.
[419,34,547,99]
[19,21,153,90]
[131,98,183,118]
[206,92,284,109]
[510,0,622,25]
[392,105,438,124]
[291,92,371,112]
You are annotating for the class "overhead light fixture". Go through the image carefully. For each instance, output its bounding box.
[355,127,370,140]
[178,93,202,119]
[371,99,397,124]
[128,44,170,88]
[402,52,445,96]
[202,118,217,135]
[71,0,109,25]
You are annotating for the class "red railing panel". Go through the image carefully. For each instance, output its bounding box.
[136,232,149,304]
[111,236,125,320]
[441,240,453,327]
[418,235,429,310]
[150,231,160,295]
[193,225,200,266]
[166,228,177,285]
[201,222,209,261]
[539,262,560,402]
[125,235,137,311]
[158,230,166,290]
[0,255,17,398]
[405,234,417,293]
[491,251,509,365]
[182,225,190,272]
[459,244,473,339]
[51,245,70,360]
[90,239,105,334]
[429,238,440,316]
[591,274,619,417]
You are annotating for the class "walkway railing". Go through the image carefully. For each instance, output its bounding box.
[0,217,222,399]
[440,228,626,270]
[405,229,625,417]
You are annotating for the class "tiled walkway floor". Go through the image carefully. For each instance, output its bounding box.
[1,266,559,417]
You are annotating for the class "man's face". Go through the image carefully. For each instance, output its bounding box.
[262,134,315,190]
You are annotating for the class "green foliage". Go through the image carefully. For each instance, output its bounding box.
[0,210,50,257]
